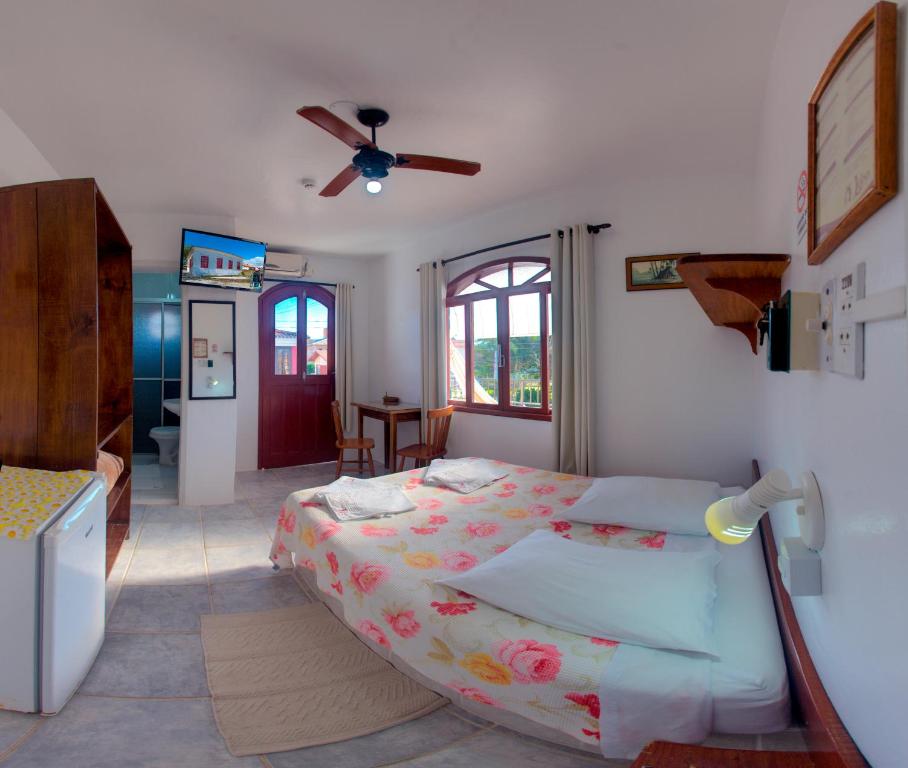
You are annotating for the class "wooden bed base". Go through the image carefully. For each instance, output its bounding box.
[753,460,868,768]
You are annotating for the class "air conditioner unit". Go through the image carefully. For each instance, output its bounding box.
[265,251,310,278]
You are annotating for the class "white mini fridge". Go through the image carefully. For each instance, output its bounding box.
[0,468,107,714]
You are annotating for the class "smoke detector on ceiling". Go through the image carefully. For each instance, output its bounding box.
[300,178,317,191]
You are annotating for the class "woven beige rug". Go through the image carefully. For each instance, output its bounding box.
[200,603,445,757]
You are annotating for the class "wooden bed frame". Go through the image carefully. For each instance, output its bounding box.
[753,460,868,768]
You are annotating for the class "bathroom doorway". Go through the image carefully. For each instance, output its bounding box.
[132,273,182,503]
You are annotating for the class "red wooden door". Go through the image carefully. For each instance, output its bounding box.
[258,283,336,469]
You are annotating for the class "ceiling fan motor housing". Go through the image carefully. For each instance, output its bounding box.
[353,147,396,179]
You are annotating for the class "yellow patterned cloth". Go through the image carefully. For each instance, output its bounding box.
[0,466,94,541]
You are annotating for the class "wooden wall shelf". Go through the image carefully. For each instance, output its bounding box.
[676,254,790,353]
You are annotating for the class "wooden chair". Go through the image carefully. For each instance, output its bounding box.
[396,406,454,471]
[331,400,375,479]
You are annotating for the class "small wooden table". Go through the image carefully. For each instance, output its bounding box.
[352,401,422,470]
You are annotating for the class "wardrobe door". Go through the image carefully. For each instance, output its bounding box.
[0,187,39,466]
[36,183,98,470]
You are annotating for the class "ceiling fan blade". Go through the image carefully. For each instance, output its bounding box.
[320,165,362,197]
[297,106,375,149]
[395,154,481,176]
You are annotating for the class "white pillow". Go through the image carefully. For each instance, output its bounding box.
[437,530,720,657]
[565,476,720,535]
[422,457,509,494]
[313,476,415,521]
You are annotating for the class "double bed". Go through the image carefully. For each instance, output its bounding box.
[269,460,789,754]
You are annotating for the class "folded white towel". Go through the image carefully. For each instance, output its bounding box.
[313,476,416,521]
[422,457,509,494]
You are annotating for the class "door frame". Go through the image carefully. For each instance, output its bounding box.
[257,282,336,469]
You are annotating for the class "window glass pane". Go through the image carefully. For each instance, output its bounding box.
[513,262,546,285]
[274,296,298,375]
[482,267,509,288]
[306,297,329,374]
[162,304,181,379]
[472,298,499,404]
[509,293,542,408]
[133,304,162,378]
[456,282,486,296]
[447,305,466,401]
[536,271,551,283]
[547,293,553,407]
[133,379,162,453]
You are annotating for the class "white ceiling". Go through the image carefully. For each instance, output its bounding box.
[0,0,787,254]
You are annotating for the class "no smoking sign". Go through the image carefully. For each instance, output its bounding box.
[795,169,808,244]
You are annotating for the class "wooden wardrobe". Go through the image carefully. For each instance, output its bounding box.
[0,178,133,572]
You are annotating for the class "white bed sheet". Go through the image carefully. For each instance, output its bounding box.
[711,487,790,733]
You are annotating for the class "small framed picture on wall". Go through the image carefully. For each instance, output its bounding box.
[807,1,897,265]
[625,254,695,291]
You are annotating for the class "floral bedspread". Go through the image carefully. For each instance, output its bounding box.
[270,460,666,747]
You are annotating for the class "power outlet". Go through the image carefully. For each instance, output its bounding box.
[832,263,865,378]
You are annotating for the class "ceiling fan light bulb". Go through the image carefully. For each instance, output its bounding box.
[365,179,382,194]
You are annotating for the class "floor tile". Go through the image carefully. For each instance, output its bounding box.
[204,518,271,548]
[266,707,481,768]
[80,633,209,698]
[205,541,278,583]
[108,585,211,632]
[125,546,207,586]
[209,573,310,614]
[1,695,260,768]
[247,492,293,510]
[137,519,204,550]
[141,504,201,523]
[256,508,281,537]
[759,728,808,751]
[0,710,41,755]
[446,705,495,728]
[104,581,123,622]
[393,727,617,767]
[702,733,759,750]
[200,501,257,522]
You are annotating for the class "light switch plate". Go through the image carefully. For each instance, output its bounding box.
[832,262,865,378]
[820,279,835,371]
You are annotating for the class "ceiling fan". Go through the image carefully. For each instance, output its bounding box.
[297,105,481,197]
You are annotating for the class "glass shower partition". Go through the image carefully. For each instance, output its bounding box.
[133,299,181,453]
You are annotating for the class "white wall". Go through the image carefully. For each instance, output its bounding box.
[0,105,58,185]
[230,246,376,472]
[752,2,908,766]
[369,173,760,486]
[179,285,240,506]
[125,210,377,475]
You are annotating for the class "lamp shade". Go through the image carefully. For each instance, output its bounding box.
[705,469,792,545]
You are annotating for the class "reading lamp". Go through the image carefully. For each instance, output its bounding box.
[705,469,825,551]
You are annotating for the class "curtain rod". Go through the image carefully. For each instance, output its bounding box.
[263,277,353,289]
[417,222,611,271]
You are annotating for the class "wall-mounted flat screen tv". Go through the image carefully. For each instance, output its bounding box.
[180,229,267,292]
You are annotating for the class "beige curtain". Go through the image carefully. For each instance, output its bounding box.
[419,262,446,428]
[551,225,595,475]
[335,283,354,429]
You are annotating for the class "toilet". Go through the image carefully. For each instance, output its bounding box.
[149,426,180,465]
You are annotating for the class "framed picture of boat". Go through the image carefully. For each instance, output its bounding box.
[625,254,694,291]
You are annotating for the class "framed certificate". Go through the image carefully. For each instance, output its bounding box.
[808,1,897,265]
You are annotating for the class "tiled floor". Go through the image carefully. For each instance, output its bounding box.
[0,461,807,767]
[132,453,179,505]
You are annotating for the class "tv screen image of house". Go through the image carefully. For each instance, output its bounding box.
[180,229,267,292]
